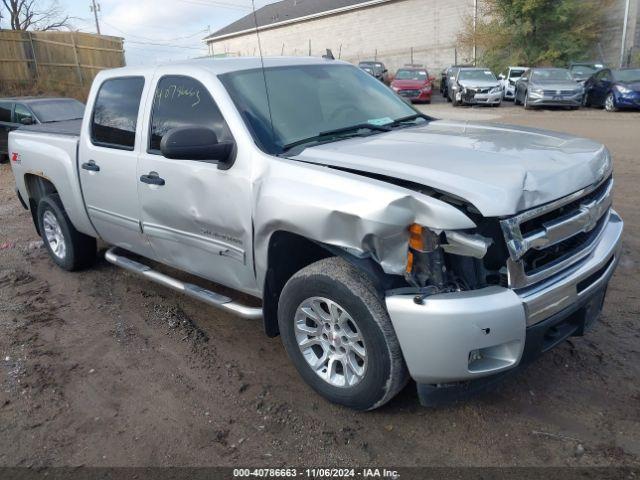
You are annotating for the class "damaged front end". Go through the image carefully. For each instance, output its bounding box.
[404,224,494,300]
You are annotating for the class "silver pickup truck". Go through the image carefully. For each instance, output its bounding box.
[8,57,623,410]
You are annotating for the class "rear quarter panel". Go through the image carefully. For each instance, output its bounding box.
[9,130,97,237]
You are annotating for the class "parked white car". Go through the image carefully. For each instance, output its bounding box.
[500,66,528,100]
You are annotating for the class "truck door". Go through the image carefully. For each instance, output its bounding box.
[78,76,156,259]
[137,74,256,294]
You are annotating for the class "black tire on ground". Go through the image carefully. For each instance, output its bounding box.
[514,93,521,106]
[524,92,533,110]
[0,154,8,164]
[446,94,452,103]
[37,193,96,271]
[278,257,409,411]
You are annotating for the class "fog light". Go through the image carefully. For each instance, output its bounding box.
[468,340,521,373]
[469,349,483,363]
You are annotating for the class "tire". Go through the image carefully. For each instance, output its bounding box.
[278,257,408,411]
[605,93,618,112]
[37,194,96,271]
[0,154,8,164]
[524,92,533,110]
[583,93,591,108]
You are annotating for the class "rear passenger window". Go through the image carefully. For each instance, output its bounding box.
[149,75,232,153]
[0,103,12,122]
[91,77,145,150]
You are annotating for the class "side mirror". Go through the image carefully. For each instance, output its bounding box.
[160,127,235,165]
[498,74,506,80]
[20,117,33,125]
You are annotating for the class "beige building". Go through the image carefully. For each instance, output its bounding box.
[204,0,640,73]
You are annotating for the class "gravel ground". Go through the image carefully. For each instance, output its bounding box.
[0,96,639,468]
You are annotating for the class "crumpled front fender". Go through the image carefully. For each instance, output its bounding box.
[252,158,476,292]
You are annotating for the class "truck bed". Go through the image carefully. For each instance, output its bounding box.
[20,119,81,137]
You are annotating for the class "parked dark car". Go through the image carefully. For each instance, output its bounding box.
[569,62,605,85]
[0,97,85,161]
[514,68,583,109]
[583,68,640,111]
[358,61,389,85]
[391,67,433,103]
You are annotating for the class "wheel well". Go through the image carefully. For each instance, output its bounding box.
[23,174,58,235]
[262,232,333,337]
[261,231,397,338]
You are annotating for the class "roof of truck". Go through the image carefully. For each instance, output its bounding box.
[99,56,346,78]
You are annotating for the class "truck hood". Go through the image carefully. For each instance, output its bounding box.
[291,120,611,217]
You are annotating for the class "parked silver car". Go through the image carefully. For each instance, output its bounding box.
[450,68,502,106]
[515,68,584,109]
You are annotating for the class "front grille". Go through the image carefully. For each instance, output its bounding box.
[500,176,613,289]
[543,89,579,96]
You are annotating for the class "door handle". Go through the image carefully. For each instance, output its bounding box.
[140,172,165,186]
[81,160,100,172]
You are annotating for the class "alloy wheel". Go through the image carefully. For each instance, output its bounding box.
[42,210,66,259]
[294,297,367,388]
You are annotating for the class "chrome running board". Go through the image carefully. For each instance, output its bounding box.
[105,247,262,320]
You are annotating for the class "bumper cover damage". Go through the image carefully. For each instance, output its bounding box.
[385,211,623,404]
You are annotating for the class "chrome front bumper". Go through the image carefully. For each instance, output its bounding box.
[385,211,623,385]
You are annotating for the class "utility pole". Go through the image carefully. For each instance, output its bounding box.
[619,0,630,67]
[473,0,478,66]
[90,0,101,35]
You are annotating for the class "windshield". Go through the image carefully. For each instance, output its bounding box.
[571,65,598,77]
[30,99,85,122]
[614,69,640,83]
[395,69,428,81]
[532,69,573,82]
[360,62,383,74]
[509,69,526,79]
[458,69,496,81]
[220,64,417,154]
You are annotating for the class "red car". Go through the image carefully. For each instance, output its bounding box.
[391,67,433,103]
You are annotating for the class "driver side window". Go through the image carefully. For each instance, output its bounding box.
[149,75,232,154]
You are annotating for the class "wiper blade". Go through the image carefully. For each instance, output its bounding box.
[388,113,431,126]
[282,123,391,152]
[318,122,391,136]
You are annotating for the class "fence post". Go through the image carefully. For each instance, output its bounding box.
[28,31,39,82]
[70,34,84,86]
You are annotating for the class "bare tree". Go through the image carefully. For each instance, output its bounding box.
[1,0,72,31]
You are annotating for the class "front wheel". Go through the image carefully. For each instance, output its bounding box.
[37,194,96,271]
[524,92,533,110]
[278,257,408,411]
[605,93,618,112]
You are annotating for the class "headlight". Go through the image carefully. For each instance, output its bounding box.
[615,85,632,94]
[490,86,502,94]
[391,86,400,92]
[530,88,544,97]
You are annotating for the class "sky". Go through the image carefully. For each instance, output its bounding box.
[53,0,277,65]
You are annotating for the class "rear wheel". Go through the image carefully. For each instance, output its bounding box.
[278,257,408,411]
[37,194,96,271]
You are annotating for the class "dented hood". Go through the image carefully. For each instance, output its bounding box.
[292,120,611,217]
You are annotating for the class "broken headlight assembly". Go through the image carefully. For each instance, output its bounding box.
[405,224,493,300]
